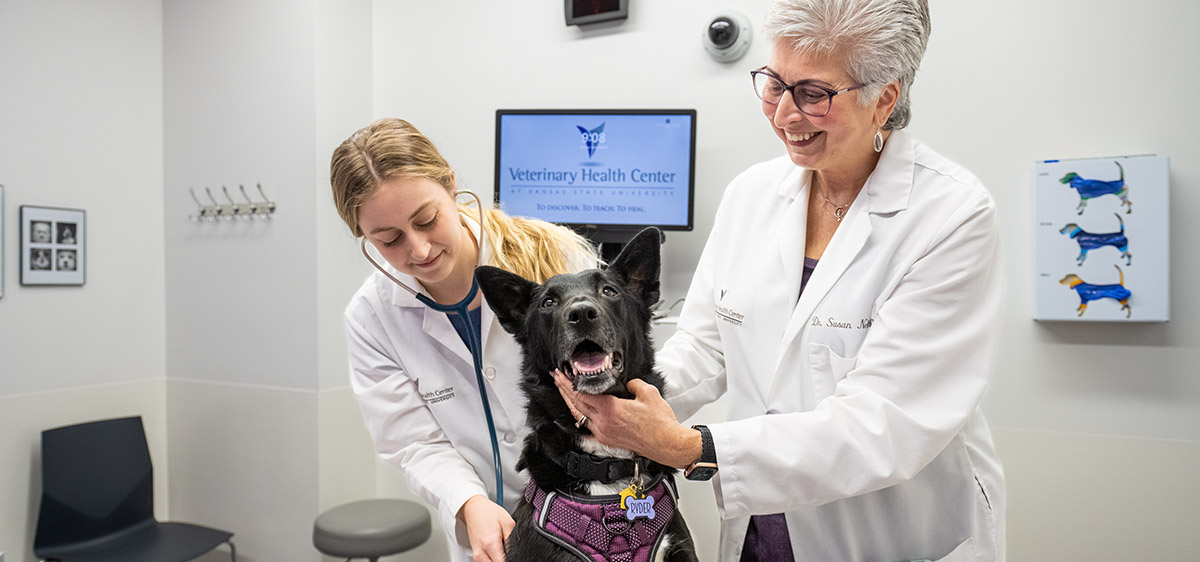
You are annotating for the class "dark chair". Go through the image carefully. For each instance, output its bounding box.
[34,416,236,562]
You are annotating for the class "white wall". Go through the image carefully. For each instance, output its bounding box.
[0,0,168,558]
[162,0,380,560]
[911,0,1200,442]
[162,0,321,555]
[0,0,165,393]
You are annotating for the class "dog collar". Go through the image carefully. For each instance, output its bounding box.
[552,451,640,484]
[524,475,678,562]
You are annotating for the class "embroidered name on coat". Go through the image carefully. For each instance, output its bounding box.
[716,305,744,326]
[421,386,455,404]
[811,316,874,330]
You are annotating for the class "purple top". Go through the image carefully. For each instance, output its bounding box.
[800,257,818,294]
[740,256,817,562]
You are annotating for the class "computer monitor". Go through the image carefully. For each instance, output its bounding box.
[494,109,696,256]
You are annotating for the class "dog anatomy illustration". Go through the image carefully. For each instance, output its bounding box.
[1060,265,1132,318]
[1059,213,1132,266]
[1060,161,1132,215]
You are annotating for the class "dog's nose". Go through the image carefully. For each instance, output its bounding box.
[566,302,599,327]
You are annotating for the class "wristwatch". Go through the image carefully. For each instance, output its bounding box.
[684,425,718,481]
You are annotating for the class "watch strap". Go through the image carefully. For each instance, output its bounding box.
[693,425,716,463]
[685,425,718,480]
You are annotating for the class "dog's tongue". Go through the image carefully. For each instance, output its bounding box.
[571,351,607,374]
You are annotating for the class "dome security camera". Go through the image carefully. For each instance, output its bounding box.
[702,10,752,63]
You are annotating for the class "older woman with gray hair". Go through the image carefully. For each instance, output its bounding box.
[556,0,1005,560]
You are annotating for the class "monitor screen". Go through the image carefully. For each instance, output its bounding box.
[495,109,696,243]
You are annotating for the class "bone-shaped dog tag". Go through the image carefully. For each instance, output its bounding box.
[625,495,655,521]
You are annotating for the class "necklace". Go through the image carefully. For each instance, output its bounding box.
[818,188,851,222]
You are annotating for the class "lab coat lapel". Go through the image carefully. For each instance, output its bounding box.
[776,167,810,289]
[765,211,870,407]
[479,300,524,424]
[778,131,916,347]
[472,215,524,424]
[768,131,915,400]
[760,167,815,404]
[774,192,874,372]
[420,305,475,368]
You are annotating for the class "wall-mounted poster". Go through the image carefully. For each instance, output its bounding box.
[20,205,86,286]
[1033,154,1169,322]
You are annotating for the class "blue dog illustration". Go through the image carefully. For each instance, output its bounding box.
[1059,213,1132,266]
[1059,265,1132,318]
[1060,161,1132,215]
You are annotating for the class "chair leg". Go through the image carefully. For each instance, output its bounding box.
[227,539,237,562]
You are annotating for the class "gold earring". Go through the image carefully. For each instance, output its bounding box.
[873,129,884,153]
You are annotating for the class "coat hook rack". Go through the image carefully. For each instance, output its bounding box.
[188,183,276,222]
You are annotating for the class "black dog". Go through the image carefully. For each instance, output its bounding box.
[476,227,697,562]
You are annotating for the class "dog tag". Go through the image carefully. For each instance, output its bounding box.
[625,495,655,521]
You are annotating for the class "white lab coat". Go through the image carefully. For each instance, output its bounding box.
[346,215,595,560]
[660,130,1005,562]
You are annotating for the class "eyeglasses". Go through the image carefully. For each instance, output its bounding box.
[750,67,869,117]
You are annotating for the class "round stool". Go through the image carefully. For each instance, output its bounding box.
[313,498,432,561]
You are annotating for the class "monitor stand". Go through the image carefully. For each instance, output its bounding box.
[576,227,664,265]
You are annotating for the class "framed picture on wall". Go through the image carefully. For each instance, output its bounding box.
[20,205,86,286]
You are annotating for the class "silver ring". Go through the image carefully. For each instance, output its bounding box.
[575,415,589,429]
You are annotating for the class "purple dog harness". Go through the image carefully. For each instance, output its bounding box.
[524,475,678,562]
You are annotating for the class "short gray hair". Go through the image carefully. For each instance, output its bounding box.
[762,0,930,130]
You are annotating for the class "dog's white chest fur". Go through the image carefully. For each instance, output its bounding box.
[578,436,634,496]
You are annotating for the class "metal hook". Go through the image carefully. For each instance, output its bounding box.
[254,183,276,219]
[188,188,209,222]
[223,185,252,220]
[205,187,234,221]
[238,184,260,218]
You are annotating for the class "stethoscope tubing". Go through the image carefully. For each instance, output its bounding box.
[358,190,505,507]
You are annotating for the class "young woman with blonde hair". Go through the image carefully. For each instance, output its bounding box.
[331,117,597,562]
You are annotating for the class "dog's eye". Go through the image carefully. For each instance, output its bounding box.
[602,286,619,297]
[540,297,557,308]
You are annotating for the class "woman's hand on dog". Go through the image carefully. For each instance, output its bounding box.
[457,494,515,562]
[553,370,703,470]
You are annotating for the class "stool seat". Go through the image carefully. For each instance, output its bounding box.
[313,499,431,560]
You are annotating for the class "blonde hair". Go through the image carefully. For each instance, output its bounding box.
[331,118,597,283]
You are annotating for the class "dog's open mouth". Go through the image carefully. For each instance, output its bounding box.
[560,340,623,393]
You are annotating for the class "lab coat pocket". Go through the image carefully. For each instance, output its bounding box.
[929,537,977,562]
[808,343,857,401]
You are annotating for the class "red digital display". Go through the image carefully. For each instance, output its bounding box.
[572,0,621,17]
[565,0,627,26]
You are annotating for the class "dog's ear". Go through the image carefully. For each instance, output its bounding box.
[475,266,537,336]
[607,227,662,306]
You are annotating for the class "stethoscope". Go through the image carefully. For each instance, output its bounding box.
[359,190,505,507]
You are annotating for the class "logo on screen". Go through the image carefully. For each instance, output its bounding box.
[576,122,606,158]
